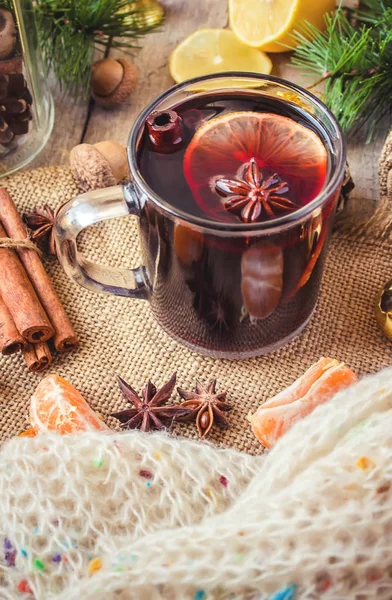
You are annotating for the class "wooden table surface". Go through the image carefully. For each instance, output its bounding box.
[30,0,390,209]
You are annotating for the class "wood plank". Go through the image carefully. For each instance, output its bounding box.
[27,75,89,168]
[82,0,228,147]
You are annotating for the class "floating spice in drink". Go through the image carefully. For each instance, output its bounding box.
[184,110,327,224]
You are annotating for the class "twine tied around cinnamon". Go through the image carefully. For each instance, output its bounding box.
[0,236,43,256]
[0,186,78,363]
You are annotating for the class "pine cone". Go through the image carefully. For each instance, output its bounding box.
[0,72,32,146]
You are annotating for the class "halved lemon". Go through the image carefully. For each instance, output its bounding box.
[169,29,272,84]
[183,112,327,221]
[229,0,336,53]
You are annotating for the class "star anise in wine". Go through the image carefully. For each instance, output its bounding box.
[23,204,56,257]
[186,250,235,333]
[215,158,297,223]
[176,380,232,438]
[111,372,191,432]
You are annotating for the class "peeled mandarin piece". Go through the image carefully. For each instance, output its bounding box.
[174,224,204,265]
[18,428,37,438]
[251,360,358,448]
[169,29,272,83]
[241,241,283,320]
[229,0,336,53]
[183,112,327,221]
[288,223,329,298]
[262,357,339,409]
[30,374,110,434]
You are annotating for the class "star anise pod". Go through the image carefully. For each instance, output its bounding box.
[185,249,235,333]
[215,157,297,223]
[111,372,191,432]
[23,204,56,257]
[176,379,232,438]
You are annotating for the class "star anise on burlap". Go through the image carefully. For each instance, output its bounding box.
[111,372,191,432]
[23,204,56,257]
[215,157,297,223]
[176,380,233,438]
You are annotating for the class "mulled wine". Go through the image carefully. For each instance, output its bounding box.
[56,74,345,359]
[135,91,339,357]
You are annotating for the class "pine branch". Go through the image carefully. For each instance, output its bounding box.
[0,0,16,10]
[34,0,163,96]
[292,4,392,140]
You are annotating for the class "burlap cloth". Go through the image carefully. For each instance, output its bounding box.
[0,138,392,451]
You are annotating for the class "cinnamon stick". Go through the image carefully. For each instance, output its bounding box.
[0,188,79,352]
[0,223,54,343]
[0,292,26,355]
[23,341,52,372]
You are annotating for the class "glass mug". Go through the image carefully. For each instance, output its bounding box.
[55,73,346,359]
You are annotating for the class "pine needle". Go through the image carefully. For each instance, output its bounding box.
[292,2,392,140]
[34,0,163,96]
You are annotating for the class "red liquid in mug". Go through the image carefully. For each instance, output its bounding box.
[136,92,337,357]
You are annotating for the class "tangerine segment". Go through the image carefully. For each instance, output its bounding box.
[184,112,327,219]
[174,224,204,265]
[30,374,110,434]
[18,428,37,438]
[250,359,358,448]
[241,241,283,320]
[261,357,338,409]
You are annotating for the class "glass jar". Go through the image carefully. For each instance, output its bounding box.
[0,0,54,176]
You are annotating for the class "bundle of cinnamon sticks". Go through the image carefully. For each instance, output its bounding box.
[0,187,78,372]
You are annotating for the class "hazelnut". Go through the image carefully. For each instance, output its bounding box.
[90,58,123,96]
[90,58,138,109]
[70,140,128,192]
[0,9,16,60]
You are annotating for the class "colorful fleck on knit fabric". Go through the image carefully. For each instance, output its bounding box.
[1,368,392,599]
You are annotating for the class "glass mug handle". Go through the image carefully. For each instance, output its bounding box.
[54,182,150,299]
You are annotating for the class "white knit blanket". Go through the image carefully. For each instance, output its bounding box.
[1,368,392,599]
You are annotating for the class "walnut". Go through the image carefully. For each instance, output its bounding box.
[70,140,128,192]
